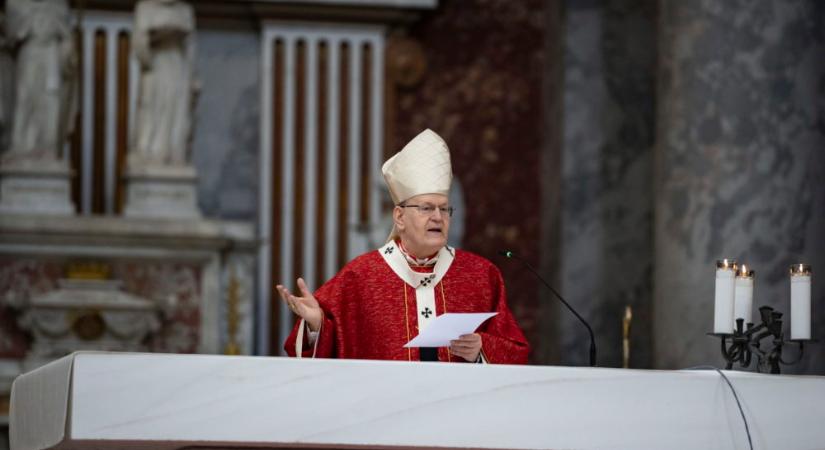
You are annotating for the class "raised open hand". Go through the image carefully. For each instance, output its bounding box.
[276,278,323,331]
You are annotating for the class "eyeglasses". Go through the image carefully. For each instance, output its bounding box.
[398,204,455,218]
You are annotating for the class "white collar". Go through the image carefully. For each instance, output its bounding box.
[396,241,438,266]
[378,241,455,289]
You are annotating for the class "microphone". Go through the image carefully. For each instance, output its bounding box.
[499,250,597,367]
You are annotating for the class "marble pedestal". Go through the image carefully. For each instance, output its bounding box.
[0,161,75,215]
[123,165,201,219]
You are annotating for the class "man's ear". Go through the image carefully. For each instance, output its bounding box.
[393,206,405,231]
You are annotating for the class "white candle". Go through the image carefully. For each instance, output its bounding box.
[733,265,754,328]
[714,259,737,334]
[790,264,811,340]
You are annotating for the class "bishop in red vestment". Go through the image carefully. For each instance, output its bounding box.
[278,129,530,364]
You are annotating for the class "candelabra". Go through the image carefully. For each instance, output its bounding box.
[708,306,812,374]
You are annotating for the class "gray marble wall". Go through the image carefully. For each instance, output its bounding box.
[560,0,824,373]
[560,0,656,367]
[192,27,260,221]
[654,0,825,373]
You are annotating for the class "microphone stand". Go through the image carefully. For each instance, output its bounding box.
[500,250,597,367]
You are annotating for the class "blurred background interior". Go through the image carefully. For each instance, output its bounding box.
[0,0,823,446]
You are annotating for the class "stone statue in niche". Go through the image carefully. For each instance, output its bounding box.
[3,0,78,166]
[0,12,16,154]
[130,0,197,168]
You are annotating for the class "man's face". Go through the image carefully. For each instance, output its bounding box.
[394,193,451,258]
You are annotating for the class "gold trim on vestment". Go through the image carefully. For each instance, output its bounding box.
[404,282,412,361]
[440,281,451,363]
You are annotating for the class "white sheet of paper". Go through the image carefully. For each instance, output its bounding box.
[403,312,498,348]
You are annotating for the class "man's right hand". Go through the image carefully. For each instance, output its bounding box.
[276,278,323,331]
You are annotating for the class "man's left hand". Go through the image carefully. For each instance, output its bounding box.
[449,333,482,362]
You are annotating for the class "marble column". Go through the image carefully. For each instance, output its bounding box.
[654,0,825,372]
[0,12,13,154]
[560,0,657,367]
[537,0,562,365]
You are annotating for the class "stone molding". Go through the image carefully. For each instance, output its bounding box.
[0,214,255,251]
[75,0,436,24]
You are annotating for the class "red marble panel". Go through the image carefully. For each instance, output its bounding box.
[0,259,63,358]
[113,262,203,354]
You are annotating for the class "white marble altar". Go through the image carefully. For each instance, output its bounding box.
[10,352,825,450]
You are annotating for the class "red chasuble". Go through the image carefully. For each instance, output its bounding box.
[284,247,530,364]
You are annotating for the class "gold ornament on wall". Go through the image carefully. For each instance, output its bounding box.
[622,306,632,368]
[387,36,427,89]
[71,311,106,341]
[66,261,110,280]
[224,270,241,355]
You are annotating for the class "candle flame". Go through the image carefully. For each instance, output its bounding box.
[790,263,812,276]
[717,258,740,270]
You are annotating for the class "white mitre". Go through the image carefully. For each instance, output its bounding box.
[382,129,452,204]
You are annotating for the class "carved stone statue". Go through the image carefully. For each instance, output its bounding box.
[4,0,77,166]
[0,12,15,154]
[130,0,197,168]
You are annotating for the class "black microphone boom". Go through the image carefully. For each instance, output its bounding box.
[499,250,597,367]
